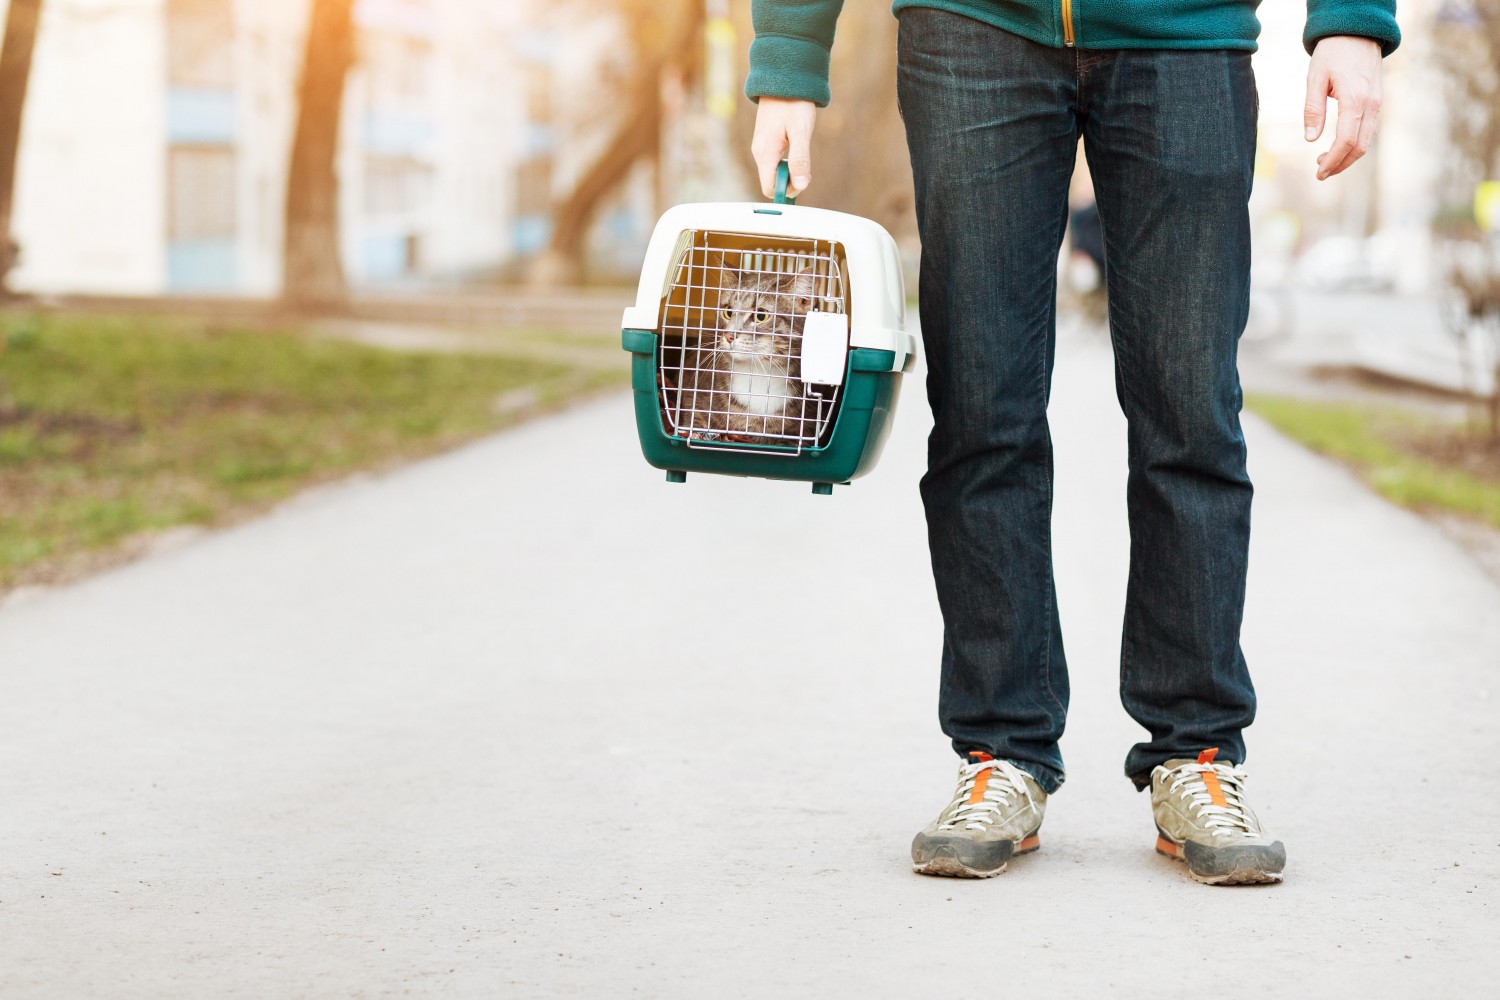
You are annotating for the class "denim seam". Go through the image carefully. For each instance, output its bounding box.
[1097,212,1146,731]
[1040,406,1062,722]
[1109,317,1144,731]
[1072,44,1082,108]
[1037,186,1071,733]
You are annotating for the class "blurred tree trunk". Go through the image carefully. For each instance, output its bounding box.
[1436,2,1500,443]
[529,3,704,286]
[0,0,43,295]
[283,0,355,308]
[1437,1,1500,210]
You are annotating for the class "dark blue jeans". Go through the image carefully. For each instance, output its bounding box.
[896,8,1258,792]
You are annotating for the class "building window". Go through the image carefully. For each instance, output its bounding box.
[364,155,431,218]
[169,147,237,241]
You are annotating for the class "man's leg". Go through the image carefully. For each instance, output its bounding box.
[897,9,1078,793]
[1078,50,1259,786]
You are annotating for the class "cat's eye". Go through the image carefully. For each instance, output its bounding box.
[754,310,768,323]
[721,307,733,322]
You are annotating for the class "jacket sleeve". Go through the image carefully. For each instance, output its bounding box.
[1304,0,1401,56]
[744,0,847,107]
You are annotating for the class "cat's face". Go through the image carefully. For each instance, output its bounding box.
[715,263,816,363]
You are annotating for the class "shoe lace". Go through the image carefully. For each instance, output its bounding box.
[938,758,1039,832]
[1163,758,1263,839]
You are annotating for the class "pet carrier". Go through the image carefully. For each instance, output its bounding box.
[621,163,914,495]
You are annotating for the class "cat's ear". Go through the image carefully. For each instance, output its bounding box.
[709,253,739,288]
[788,266,817,309]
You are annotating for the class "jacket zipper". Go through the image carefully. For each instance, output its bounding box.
[1061,0,1075,46]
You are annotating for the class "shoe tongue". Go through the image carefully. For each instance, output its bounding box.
[967,751,994,763]
[1162,749,1224,770]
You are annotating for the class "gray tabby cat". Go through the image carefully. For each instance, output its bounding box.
[673,262,817,443]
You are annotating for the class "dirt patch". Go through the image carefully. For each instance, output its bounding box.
[1399,426,1500,482]
[0,402,141,439]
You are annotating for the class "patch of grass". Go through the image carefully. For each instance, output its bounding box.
[0,312,626,588]
[1245,393,1500,529]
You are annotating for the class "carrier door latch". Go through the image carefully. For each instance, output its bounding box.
[800,310,849,387]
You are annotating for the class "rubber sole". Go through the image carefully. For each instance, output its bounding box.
[912,833,1040,879]
[1155,832,1285,886]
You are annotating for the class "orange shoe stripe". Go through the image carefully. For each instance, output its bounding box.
[967,765,992,805]
[1195,748,1228,806]
[1201,770,1228,808]
[1017,834,1041,852]
[1156,836,1184,858]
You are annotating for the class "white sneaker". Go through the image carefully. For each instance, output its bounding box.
[1151,748,1286,885]
[911,752,1046,878]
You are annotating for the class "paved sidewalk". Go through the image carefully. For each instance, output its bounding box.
[2,326,1496,998]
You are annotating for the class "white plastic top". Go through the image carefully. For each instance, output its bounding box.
[622,201,913,372]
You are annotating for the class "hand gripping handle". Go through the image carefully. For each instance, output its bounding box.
[774,160,796,206]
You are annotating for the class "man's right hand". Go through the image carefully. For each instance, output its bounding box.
[750,97,817,199]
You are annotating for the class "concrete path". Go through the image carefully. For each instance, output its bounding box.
[2,326,1496,998]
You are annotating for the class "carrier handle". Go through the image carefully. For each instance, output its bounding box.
[774,160,796,206]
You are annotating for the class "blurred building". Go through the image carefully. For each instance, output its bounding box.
[10,1,1451,296]
[6,0,516,295]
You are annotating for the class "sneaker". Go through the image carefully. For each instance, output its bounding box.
[911,752,1046,878]
[1151,748,1286,885]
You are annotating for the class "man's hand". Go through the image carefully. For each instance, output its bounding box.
[751,97,817,198]
[1304,35,1383,181]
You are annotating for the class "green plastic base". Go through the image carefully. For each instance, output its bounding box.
[623,329,902,485]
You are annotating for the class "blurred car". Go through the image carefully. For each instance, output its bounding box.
[1295,233,1404,292]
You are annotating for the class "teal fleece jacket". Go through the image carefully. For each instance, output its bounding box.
[746,1,1401,107]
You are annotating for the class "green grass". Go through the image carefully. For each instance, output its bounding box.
[1245,393,1500,529]
[0,312,625,588]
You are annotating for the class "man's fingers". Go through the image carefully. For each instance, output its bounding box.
[751,134,785,199]
[786,143,812,199]
[1317,88,1365,180]
[1305,36,1383,180]
[1319,90,1379,180]
[1351,102,1380,169]
[756,154,780,200]
[1317,119,1358,180]
[1303,66,1330,142]
[749,97,818,199]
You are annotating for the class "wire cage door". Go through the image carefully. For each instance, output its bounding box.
[656,230,850,454]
